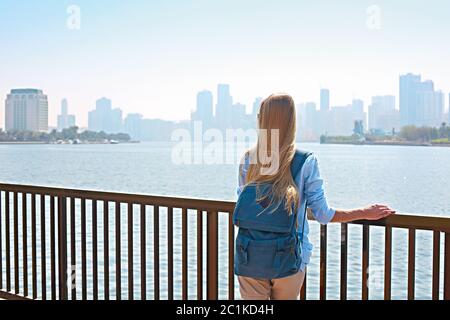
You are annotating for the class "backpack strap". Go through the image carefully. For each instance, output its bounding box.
[290,150,313,240]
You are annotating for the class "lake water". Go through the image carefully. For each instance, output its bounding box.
[1,142,449,300]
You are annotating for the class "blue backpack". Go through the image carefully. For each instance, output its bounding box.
[233,150,312,279]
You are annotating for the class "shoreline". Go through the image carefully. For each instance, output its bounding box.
[0,141,137,145]
[321,141,450,147]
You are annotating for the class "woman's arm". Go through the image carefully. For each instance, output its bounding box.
[302,155,395,224]
[331,204,396,223]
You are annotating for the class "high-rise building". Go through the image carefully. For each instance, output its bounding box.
[124,113,143,140]
[400,73,422,127]
[419,89,444,127]
[369,95,399,132]
[351,99,366,129]
[320,89,330,112]
[215,84,233,128]
[252,97,263,116]
[57,99,76,130]
[329,105,355,136]
[5,88,48,132]
[399,73,443,127]
[231,102,247,128]
[88,97,123,133]
[191,90,214,127]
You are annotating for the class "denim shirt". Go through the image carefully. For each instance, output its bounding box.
[236,153,336,271]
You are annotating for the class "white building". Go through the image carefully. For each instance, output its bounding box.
[5,89,48,132]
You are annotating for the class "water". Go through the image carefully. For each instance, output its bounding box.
[1,142,449,300]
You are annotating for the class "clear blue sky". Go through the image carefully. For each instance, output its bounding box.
[1,0,449,127]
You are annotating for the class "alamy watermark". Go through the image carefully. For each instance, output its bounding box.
[366,5,381,30]
[67,5,81,30]
[170,122,281,175]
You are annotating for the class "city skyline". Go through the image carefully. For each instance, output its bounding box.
[4,72,450,143]
[2,1,450,127]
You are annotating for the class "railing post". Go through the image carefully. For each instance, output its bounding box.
[444,232,450,300]
[207,211,218,300]
[319,224,327,300]
[362,224,369,300]
[58,196,68,300]
[340,223,348,300]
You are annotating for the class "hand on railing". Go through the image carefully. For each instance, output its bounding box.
[361,204,396,220]
[331,204,395,223]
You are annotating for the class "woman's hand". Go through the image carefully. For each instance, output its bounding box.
[331,204,396,223]
[362,204,396,220]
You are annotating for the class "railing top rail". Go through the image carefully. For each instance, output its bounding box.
[1,182,449,232]
[0,182,235,212]
[307,210,450,232]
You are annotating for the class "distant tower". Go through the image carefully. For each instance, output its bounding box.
[88,97,123,133]
[57,99,76,130]
[192,90,214,128]
[215,84,233,129]
[320,89,330,112]
[252,97,263,116]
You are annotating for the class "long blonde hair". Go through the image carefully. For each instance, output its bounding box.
[244,93,299,214]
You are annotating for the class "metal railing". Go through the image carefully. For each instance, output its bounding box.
[0,183,449,300]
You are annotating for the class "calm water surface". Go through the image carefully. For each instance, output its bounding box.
[1,142,449,299]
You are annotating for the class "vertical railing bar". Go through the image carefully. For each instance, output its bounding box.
[58,196,68,300]
[340,223,348,300]
[362,224,369,300]
[50,196,56,300]
[432,230,440,300]
[5,191,10,292]
[13,192,19,294]
[196,209,203,300]
[384,226,392,300]
[40,194,46,300]
[115,201,121,300]
[80,198,87,300]
[228,211,234,300]
[444,232,450,300]
[127,202,133,300]
[103,200,110,300]
[408,228,416,300]
[206,211,218,300]
[92,199,98,300]
[22,193,28,297]
[319,224,327,300]
[70,197,76,300]
[167,206,173,300]
[140,204,146,300]
[154,205,160,300]
[31,193,36,299]
[300,268,307,300]
[182,207,188,300]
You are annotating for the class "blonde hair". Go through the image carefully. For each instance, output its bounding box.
[244,93,299,214]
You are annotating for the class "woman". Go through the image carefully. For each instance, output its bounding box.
[234,93,395,300]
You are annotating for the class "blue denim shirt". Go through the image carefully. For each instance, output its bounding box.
[237,153,336,271]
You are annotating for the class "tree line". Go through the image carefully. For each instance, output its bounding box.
[399,123,450,142]
[0,127,130,142]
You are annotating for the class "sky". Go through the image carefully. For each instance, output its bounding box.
[1,0,449,128]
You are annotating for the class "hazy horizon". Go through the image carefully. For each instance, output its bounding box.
[1,0,449,127]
